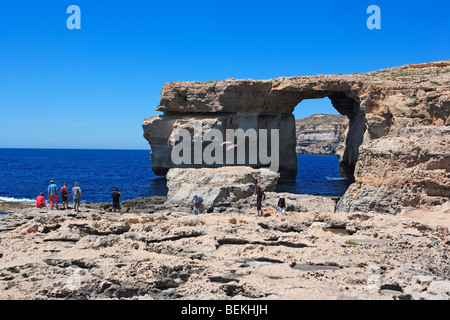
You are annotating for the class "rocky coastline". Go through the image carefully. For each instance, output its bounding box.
[1,191,449,300]
[1,60,449,301]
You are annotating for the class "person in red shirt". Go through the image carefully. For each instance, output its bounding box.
[61,183,69,209]
[36,193,47,208]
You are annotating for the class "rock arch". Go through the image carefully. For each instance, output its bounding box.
[143,80,366,183]
[143,60,450,213]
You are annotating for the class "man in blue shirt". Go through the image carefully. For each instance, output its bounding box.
[47,181,59,210]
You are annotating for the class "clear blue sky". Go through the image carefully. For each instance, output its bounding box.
[0,0,448,149]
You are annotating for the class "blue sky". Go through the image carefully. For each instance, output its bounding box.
[0,1,448,150]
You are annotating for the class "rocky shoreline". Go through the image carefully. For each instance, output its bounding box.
[1,60,449,300]
[1,196,449,300]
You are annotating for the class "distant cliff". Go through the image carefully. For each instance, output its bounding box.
[295,114,347,155]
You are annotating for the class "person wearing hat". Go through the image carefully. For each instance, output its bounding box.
[47,181,59,210]
[277,194,286,213]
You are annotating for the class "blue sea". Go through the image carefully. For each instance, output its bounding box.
[0,149,351,204]
[275,155,352,197]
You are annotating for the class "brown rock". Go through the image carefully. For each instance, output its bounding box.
[166,166,280,208]
[1,203,450,300]
[143,60,450,213]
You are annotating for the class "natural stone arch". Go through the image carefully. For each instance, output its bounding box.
[292,92,366,182]
[143,80,367,184]
[143,60,450,214]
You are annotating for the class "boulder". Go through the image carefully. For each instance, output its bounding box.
[166,166,280,208]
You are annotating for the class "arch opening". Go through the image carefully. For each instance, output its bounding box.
[276,92,366,197]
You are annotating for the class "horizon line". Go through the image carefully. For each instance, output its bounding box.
[0,147,150,151]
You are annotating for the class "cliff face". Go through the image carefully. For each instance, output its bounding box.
[295,114,347,155]
[143,60,450,214]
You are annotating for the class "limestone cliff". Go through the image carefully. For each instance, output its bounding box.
[143,60,450,214]
[295,114,346,155]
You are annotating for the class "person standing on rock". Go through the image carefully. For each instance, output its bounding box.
[277,194,286,214]
[254,185,265,217]
[72,182,82,212]
[192,194,203,214]
[61,183,69,209]
[47,181,59,210]
[112,187,122,213]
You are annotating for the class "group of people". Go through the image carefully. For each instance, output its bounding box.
[254,185,286,217]
[191,185,287,216]
[36,181,82,212]
[36,181,123,213]
[38,181,286,216]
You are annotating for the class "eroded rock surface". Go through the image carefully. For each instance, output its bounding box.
[1,200,449,300]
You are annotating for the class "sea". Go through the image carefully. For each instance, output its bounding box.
[0,149,351,205]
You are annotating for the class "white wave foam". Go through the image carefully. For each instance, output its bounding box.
[325,177,347,181]
[0,197,35,204]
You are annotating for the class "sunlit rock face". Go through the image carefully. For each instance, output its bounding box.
[144,60,450,213]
